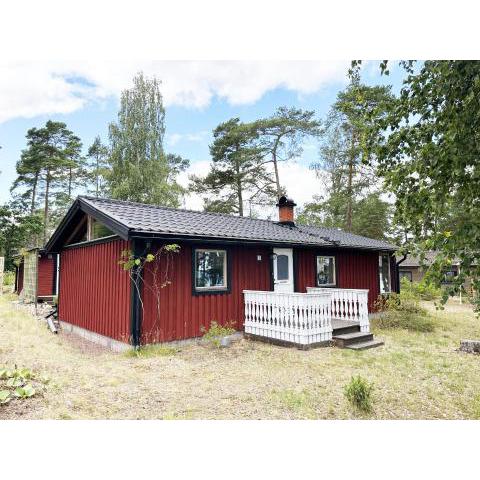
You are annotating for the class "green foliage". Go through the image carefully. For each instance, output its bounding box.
[190,118,275,216]
[107,72,188,206]
[124,344,178,359]
[400,278,442,301]
[86,136,110,197]
[373,293,436,332]
[306,80,395,238]
[14,384,36,398]
[0,202,43,271]
[3,271,14,286]
[368,60,480,312]
[118,244,180,271]
[11,120,83,243]
[253,106,322,197]
[0,390,11,404]
[0,367,40,406]
[201,321,236,347]
[344,376,374,413]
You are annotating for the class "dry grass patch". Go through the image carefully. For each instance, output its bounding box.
[1,295,480,419]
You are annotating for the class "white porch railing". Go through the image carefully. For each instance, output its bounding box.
[307,287,370,332]
[243,290,332,345]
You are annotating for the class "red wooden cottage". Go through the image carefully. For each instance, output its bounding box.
[45,196,397,350]
[15,247,58,303]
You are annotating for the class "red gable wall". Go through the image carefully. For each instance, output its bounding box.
[58,239,131,342]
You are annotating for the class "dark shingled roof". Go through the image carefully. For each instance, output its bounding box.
[77,196,396,251]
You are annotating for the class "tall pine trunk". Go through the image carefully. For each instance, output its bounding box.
[43,169,51,244]
[96,156,100,197]
[30,171,39,214]
[345,133,355,231]
[235,157,244,217]
[272,138,282,198]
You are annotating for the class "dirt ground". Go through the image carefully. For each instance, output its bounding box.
[1,294,480,420]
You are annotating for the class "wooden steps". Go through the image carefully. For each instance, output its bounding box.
[332,322,383,350]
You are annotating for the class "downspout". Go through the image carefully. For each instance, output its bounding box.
[130,239,145,348]
[395,253,408,294]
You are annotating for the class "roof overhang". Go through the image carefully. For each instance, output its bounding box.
[44,198,131,253]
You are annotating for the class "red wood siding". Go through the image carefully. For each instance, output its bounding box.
[38,255,55,297]
[141,243,271,344]
[296,248,380,312]
[58,239,131,342]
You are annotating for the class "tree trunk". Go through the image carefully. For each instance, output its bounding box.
[30,171,39,215]
[272,138,282,198]
[235,159,244,217]
[346,133,355,231]
[43,170,50,244]
[96,156,100,197]
[68,167,72,197]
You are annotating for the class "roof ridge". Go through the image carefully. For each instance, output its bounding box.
[79,195,285,226]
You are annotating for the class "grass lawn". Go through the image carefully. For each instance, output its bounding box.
[1,293,480,420]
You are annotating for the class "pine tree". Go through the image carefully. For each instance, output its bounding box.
[189,118,275,216]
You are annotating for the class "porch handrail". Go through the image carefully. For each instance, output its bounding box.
[243,290,332,345]
[306,287,370,333]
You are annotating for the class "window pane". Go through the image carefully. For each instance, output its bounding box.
[276,255,289,280]
[92,219,114,240]
[379,254,390,293]
[317,256,335,285]
[195,250,226,289]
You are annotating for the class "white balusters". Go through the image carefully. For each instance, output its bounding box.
[243,290,333,345]
[307,287,370,333]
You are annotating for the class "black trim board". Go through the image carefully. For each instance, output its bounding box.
[130,239,145,347]
[45,198,130,253]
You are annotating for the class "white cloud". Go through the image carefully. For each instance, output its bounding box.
[0,61,348,123]
[166,130,210,147]
[177,159,325,218]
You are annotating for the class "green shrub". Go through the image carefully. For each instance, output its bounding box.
[2,271,15,286]
[373,292,436,332]
[344,376,374,413]
[400,278,442,301]
[201,321,236,347]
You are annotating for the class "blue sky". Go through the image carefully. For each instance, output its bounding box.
[0,61,407,213]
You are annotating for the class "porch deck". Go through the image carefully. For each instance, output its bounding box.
[243,288,370,349]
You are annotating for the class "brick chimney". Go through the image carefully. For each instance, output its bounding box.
[276,195,297,226]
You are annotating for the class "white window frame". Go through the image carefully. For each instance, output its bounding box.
[379,253,391,294]
[194,248,228,291]
[316,255,336,287]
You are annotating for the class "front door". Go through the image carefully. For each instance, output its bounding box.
[273,248,294,293]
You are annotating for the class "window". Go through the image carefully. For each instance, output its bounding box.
[399,270,413,282]
[276,254,289,280]
[379,253,391,293]
[442,269,457,284]
[194,249,228,291]
[90,217,114,240]
[316,256,336,286]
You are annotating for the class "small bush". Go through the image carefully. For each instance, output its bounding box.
[201,321,236,347]
[344,376,374,413]
[3,271,15,286]
[400,278,442,301]
[124,344,178,358]
[373,293,436,332]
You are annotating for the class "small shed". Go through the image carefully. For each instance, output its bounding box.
[14,248,58,303]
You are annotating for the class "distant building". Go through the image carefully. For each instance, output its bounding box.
[399,252,473,292]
